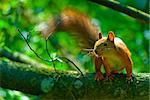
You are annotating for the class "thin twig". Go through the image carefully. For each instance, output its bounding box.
[59,56,84,77]
[18,29,50,62]
[45,39,56,71]
[47,56,84,76]
[18,28,84,76]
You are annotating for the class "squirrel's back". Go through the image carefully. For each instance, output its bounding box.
[41,8,99,49]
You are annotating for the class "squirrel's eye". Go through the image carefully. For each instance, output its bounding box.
[104,43,107,46]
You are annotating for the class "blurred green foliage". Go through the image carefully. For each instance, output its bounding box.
[0,0,149,99]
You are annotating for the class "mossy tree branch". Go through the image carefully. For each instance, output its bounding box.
[0,60,149,100]
[89,0,150,23]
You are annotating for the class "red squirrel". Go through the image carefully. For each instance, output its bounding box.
[39,8,133,81]
[94,32,132,81]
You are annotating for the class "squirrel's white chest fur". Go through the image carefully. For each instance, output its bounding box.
[102,49,125,71]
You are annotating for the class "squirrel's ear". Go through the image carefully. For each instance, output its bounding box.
[99,32,102,39]
[107,31,115,42]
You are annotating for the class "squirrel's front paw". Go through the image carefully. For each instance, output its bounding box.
[126,74,135,84]
[95,72,104,81]
[104,74,114,81]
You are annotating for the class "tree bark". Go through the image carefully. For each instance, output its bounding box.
[0,60,149,100]
[89,0,150,24]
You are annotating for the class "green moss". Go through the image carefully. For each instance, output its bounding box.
[41,78,54,93]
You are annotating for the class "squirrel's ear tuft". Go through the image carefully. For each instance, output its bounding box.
[99,32,102,39]
[107,31,115,42]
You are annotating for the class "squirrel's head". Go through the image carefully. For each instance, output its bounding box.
[94,31,115,56]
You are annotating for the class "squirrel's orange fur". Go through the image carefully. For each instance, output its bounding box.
[41,8,99,48]
[40,9,133,81]
[94,32,132,80]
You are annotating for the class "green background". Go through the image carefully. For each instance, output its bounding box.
[0,0,149,99]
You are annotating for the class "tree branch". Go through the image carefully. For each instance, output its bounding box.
[89,0,150,23]
[0,48,50,68]
[0,60,149,99]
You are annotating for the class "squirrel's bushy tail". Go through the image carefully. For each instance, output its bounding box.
[41,8,99,49]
